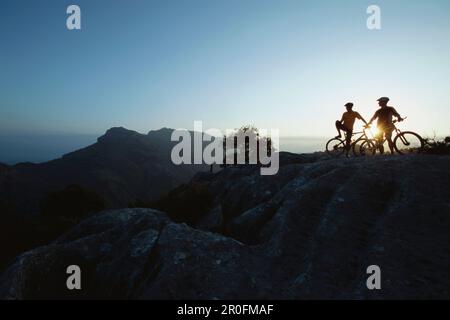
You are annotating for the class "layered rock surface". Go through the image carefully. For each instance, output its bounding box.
[1,155,449,299]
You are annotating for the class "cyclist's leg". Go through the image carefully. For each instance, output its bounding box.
[386,126,395,154]
[335,121,344,138]
[344,129,353,155]
[376,126,385,154]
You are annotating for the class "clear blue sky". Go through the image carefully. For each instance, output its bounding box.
[1,0,449,139]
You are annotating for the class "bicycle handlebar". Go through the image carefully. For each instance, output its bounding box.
[393,116,407,124]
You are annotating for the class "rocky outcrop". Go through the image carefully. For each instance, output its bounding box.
[1,155,449,299]
[0,209,268,300]
[154,152,325,227]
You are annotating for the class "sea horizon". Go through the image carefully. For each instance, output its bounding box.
[0,132,329,165]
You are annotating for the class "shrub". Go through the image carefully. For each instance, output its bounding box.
[423,136,450,155]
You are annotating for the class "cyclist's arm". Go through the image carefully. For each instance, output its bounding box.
[356,112,368,125]
[391,107,403,121]
[368,113,377,125]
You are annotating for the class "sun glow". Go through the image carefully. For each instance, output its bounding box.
[368,126,380,138]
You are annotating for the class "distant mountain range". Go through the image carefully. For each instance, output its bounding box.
[0,127,208,216]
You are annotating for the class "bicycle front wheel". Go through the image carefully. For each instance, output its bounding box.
[326,138,346,157]
[394,131,424,155]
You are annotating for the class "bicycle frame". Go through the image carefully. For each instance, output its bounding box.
[371,121,402,146]
[345,129,370,143]
[349,127,373,145]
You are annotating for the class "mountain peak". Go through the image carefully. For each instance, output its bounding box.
[148,127,174,135]
[98,127,140,143]
[105,127,137,136]
[147,127,175,140]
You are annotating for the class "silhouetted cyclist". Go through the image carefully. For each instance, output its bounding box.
[368,97,404,154]
[335,102,368,157]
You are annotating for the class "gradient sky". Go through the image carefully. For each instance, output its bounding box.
[1,0,450,140]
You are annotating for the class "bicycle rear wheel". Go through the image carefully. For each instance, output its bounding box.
[394,131,424,155]
[326,138,346,157]
[358,139,377,156]
[352,138,372,157]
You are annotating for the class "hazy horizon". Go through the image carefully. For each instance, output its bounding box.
[0,128,331,165]
[1,121,449,164]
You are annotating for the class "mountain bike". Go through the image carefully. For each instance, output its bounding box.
[357,117,425,155]
[325,126,373,157]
